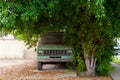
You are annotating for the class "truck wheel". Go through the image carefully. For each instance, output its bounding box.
[37,62,43,70]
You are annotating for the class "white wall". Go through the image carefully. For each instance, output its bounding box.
[0,40,36,59]
[23,46,36,59]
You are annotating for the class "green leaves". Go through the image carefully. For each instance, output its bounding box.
[21,8,39,22]
[0,2,17,27]
[86,0,106,21]
[76,52,86,72]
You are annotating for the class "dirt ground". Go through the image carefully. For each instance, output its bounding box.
[0,59,112,80]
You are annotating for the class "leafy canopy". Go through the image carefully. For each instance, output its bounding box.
[0,0,120,45]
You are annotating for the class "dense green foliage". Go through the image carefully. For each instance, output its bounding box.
[0,0,120,76]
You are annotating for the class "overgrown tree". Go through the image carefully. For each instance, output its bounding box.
[0,0,120,76]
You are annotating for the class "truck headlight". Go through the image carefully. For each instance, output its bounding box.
[38,50,44,53]
[67,50,72,53]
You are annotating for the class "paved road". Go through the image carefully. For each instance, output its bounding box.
[111,62,120,80]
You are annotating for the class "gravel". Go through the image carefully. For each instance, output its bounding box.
[0,59,112,80]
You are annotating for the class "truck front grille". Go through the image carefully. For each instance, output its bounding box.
[39,50,71,56]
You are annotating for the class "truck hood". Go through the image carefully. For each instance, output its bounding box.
[38,44,72,50]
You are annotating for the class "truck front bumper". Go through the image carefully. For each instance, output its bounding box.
[37,58,72,62]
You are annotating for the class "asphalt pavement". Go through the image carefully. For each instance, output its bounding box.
[111,62,120,80]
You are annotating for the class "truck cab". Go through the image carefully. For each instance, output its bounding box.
[37,32,73,70]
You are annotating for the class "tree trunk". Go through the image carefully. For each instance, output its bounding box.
[82,43,97,76]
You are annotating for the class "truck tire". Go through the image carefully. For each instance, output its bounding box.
[37,62,43,70]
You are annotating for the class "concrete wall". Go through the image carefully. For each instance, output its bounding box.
[0,40,36,59]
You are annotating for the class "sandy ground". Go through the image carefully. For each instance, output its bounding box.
[0,59,112,80]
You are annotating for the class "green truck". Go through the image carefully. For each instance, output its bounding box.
[37,32,73,70]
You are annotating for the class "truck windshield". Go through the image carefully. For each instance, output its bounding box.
[40,32,64,45]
